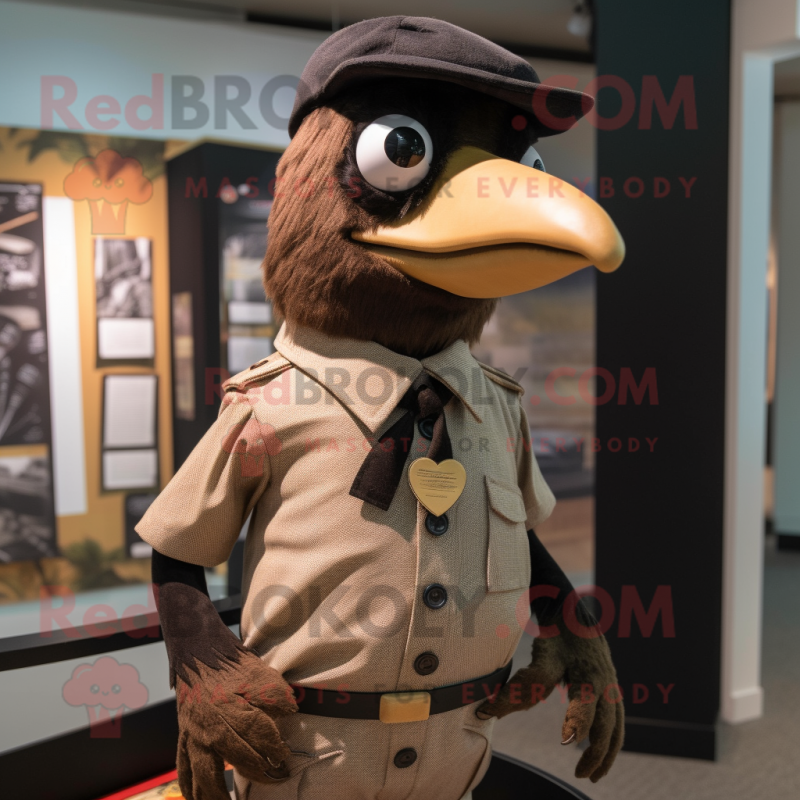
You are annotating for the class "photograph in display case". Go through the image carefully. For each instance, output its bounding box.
[222,231,273,374]
[124,492,157,559]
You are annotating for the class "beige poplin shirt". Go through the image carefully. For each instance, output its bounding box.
[137,323,555,695]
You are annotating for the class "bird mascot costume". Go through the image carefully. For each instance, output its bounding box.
[138,16,626,800]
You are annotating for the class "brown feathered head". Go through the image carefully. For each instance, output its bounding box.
[266,81,527,358]
[263,21,624,359]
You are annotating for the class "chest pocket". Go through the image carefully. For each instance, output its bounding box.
[486,477,531,592]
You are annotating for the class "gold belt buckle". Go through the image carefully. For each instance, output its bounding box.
[379,691,431,723]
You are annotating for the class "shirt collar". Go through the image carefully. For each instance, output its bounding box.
[274,324,483,432]
[422,340,483,424]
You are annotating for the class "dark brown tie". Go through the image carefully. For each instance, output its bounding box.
[349,371,454,511]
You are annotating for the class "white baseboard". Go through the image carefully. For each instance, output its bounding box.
[721,686,764,723]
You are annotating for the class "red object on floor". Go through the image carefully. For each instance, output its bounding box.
[96,770,179,800]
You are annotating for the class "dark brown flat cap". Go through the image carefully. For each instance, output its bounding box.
[289,15,593,138]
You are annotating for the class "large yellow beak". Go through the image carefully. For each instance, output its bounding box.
[353,146,625,298]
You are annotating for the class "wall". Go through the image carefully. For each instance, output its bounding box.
[772,100,800,539]
[722,0,800,725]
[0,0,326,147]
[0,127,173,600]
[595,0,731,758]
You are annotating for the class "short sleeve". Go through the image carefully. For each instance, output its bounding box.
[136,392,273,567]
[516,402,556,530]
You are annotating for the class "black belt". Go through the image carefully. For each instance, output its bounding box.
[291,662,512,722]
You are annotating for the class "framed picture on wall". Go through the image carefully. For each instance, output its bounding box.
[101,374,158,492]
[0,451,58,563]
[171,291,195,422]
[124,492,157,558]
[95,237,155,364]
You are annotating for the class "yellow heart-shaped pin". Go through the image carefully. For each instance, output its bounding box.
[408,458,467,517]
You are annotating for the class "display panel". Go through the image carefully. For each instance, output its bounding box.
[0,181,57,562]
[0,183,52,447]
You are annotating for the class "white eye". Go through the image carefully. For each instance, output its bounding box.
[355,114,433,192]
[520,145,546,172]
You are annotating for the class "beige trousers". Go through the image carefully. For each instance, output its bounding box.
[234,705,495,800]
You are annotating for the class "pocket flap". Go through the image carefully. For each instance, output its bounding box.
[486,477,528,524]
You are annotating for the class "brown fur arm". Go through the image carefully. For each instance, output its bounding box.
[475,533,625,782]
[153,550,298,799]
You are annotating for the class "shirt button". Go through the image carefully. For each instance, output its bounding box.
[417,416,436,439]
[394,748,418,768]
[425,513,449,536]
[423,583,448,609]
[414,652,439,676]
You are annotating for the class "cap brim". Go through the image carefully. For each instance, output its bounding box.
[290,53,593,138]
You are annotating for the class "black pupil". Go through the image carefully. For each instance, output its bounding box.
[384,127,425,168]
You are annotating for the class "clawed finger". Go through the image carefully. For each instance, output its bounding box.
[589,701,625,782]
[574,698,618,780]
[177,731,193,800]
[178,734,230,800]
[474,675,517,720]
[210,702,291,783]
[231,656,298,718]
[475,665,559,720]
[561,689,597,745]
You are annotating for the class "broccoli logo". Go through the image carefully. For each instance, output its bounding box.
[221,416,282,477]
[64,150,153,235]
[62,655,148,738]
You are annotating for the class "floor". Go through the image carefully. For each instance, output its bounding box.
[492,503,800,799]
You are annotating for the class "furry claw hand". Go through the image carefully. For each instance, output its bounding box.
[475,629,624,782]
[150,555,299,799]
[175,652,298,800]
